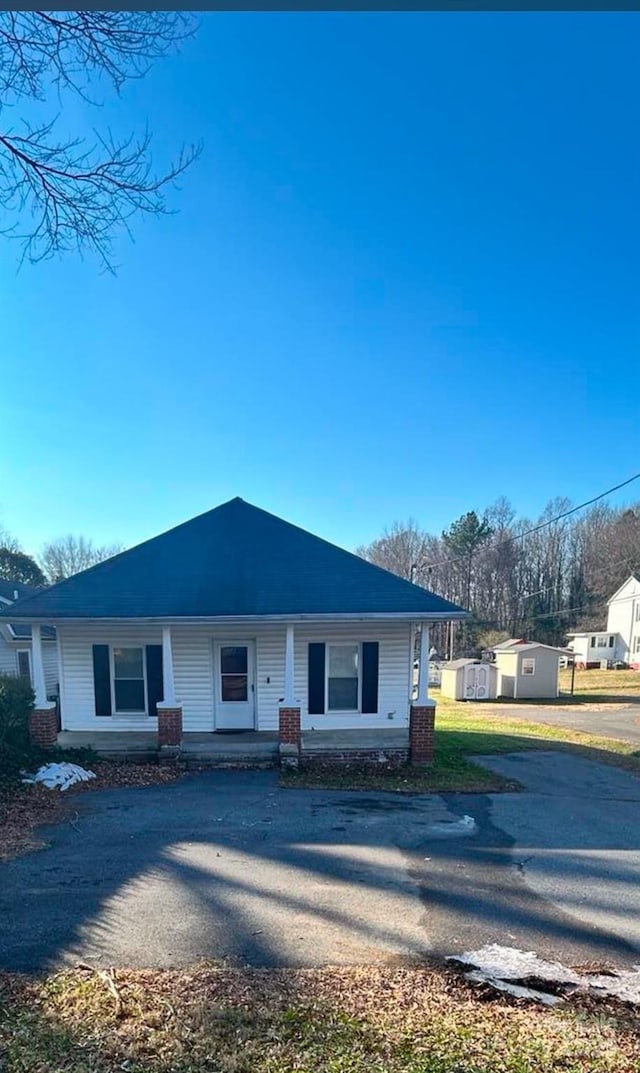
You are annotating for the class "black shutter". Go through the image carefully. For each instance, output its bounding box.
[308,642,325,715]
[146,645,164,717]
[92,645,112,718]
[362,641,379,714]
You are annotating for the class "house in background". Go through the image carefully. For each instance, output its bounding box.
[0,580,58,697]
[567,574,640,669]
[2,498,468,764]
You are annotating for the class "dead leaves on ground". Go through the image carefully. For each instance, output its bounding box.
[1,962,640,1072]
[0,762,184,860]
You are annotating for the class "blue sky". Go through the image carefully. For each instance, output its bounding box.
[1,13,639,557]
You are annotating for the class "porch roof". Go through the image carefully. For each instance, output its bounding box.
[3,498,468,623]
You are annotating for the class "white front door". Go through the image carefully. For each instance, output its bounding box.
[213,641,256,730]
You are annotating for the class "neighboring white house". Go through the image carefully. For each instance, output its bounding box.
[567,574,640,669]
[0,580,58,697]
[1,498,468,743]
[493,641,569,699]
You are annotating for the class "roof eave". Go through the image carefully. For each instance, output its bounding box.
[3,610,471,625]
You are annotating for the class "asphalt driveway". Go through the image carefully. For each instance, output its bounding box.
[2,756,640,972]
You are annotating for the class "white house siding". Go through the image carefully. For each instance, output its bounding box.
[295,623,412,731]
[0,629,58,696]
[607,577,640,666]
[57,621,413,733]
[0,632,16,677]
[43,643,59,696]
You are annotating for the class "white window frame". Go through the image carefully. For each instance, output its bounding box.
[110,645,148,715]
[326,642,361,714]
[522,657,536,676]
[596,635,609,648]
[636,603,640,623]
[634,637,640,655]
[16,648,32,684]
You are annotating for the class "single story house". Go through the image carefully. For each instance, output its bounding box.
[0,579,58,697]
[493,641,571,699]
[567,574,640,669]
[3,498,468,763]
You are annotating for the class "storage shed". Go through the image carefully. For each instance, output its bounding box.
[440,659,497,701]
[493,642,569,699]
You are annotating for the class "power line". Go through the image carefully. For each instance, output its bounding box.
[426,470,640,570]
[526,585,640,624]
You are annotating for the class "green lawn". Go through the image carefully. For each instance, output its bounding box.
[283,707,640,794]
[2,962,639,1073]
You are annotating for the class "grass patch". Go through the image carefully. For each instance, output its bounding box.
[284,707,640,794]
[282,749,514,794]
[558,667,640,703]
[2,962,639,1073]
[435,708,640,776]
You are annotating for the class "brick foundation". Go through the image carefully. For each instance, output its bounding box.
[157,705,183,748]
[279,706,301,748]
[29,704,58,749]
[410,704,436,765]
[303,749,409,770]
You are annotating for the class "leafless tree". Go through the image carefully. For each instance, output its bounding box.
[39,534,123,583]
[0,12,200,269]
[357,496,640,651]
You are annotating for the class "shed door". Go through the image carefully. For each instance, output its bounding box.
[474,663,490,699]
[213,642,256,730]
[463,663,477,699]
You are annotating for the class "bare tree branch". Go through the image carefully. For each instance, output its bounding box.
[0,12,200,270]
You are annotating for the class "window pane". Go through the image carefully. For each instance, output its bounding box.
[328,645,358,678]
[17,651,31,680]
[522,659,535,676]
[221,646,248,674]
[221,674,248,702]
[114,647,143,679]
[115,679,145,711]
[328,677,358,710]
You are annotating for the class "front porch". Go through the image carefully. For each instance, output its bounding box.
[32,618,437,766]
[56,727,410,766]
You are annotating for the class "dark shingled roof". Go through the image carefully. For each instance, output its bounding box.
[0,579,34,602]
[0,580,56,639]
[3,498,468,621]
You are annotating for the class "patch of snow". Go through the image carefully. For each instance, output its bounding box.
[22,762,96,791]
[428,814,477,836]
[450,944,579,984]
[449,943,640,1006]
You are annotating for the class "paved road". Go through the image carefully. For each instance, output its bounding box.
[487,704,640,746]
[2,758,640,972]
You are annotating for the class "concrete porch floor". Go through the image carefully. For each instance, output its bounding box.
[57,727,410,761]
[57,730,279,761]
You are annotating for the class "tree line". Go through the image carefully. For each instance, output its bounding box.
[0,529,122,588]
[356,497,640,655]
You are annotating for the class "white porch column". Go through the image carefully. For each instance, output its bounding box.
[283,624,295,705]
[416,624,430,705]
[162,625,176,705]
[31,623,49,708]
